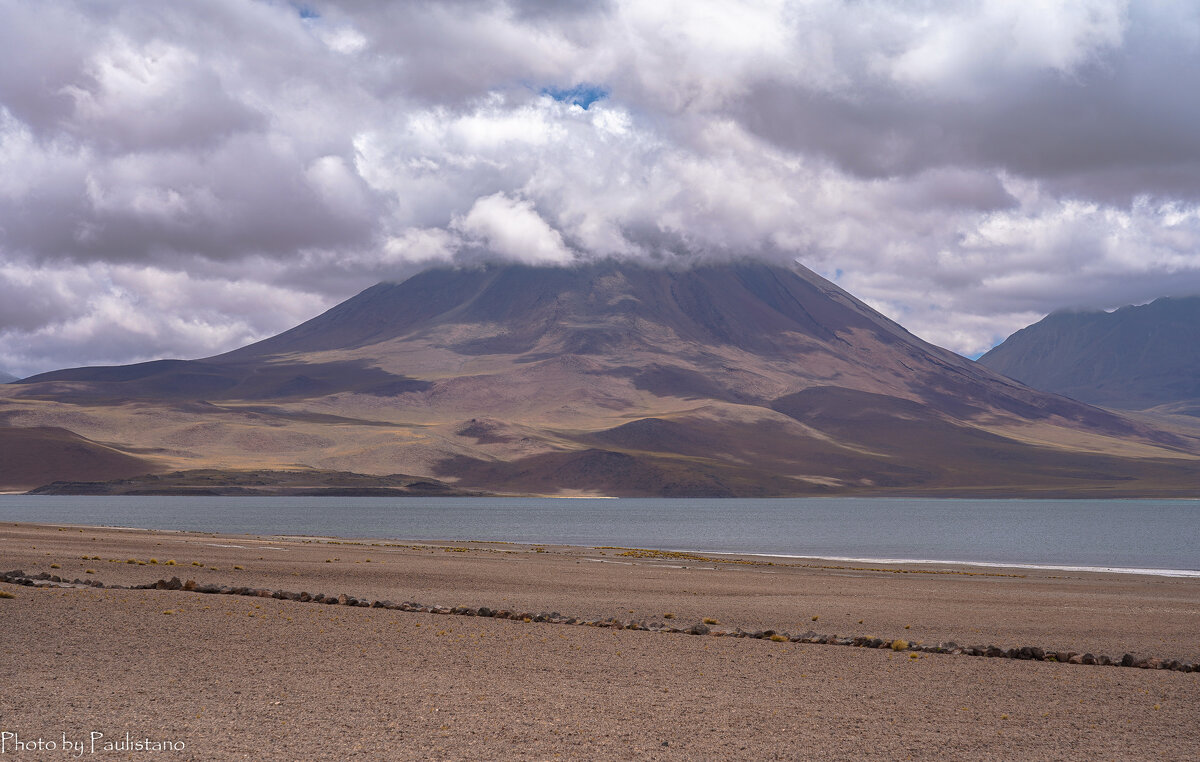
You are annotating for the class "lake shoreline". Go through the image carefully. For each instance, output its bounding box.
[3,494,1198,573]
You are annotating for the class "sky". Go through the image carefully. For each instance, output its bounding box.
[2,0,1200,377]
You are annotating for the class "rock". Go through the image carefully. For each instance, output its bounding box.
[1055,651,1075,663]
[299,592,312,602]
[1068,654,1084,664]
[1081,653,1096,665]
[182,579,197,591]
[1120,653,1136,667]
[688,623,711,636]
[477,607,493,617]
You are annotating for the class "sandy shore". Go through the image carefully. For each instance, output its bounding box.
[2,522,1197,760]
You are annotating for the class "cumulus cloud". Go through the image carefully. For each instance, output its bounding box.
[453,193,573,265]
[1,0,1199,374]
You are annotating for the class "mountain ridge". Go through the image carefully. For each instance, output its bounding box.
[978,296,1200,411]
[4,260,1199,496]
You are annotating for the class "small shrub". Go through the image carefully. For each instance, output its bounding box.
[769,634,788,642]
[811,615,819,621]
[663,612,676,620]
[50,564,60,569]
[233,565,244,571]
[191,561,201,566]
[85,569,95,574]
[904,624,911,629]
[891,639,909,651]
[165,560,177,566]
[0,591,15,599]
[702,617,719,625]
[149,558,159,564]
[126,559,137,564]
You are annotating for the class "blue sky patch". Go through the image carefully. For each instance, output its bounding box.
[542,84,608,109]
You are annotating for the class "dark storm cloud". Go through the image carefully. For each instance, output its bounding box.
[1,0,1199,375]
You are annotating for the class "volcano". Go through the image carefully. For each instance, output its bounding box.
[4,261,1199,495]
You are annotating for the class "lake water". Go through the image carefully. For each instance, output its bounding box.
[1,496,1197,576]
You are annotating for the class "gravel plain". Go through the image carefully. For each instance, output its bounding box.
[1,522,1197,760]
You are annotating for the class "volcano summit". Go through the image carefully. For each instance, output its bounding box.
[3,261,1198,496]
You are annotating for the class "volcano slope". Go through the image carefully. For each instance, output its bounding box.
[3,261,1199,496]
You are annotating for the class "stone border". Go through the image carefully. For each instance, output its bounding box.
[3,570,1195,674]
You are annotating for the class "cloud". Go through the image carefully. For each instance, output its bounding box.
[0,258,325,375]
[454,192,572,265]
[1,0,1199,374]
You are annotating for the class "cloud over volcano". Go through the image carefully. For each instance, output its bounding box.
[2,0,1200,375]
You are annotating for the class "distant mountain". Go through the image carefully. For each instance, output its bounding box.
[4,261,1200,496]
[978,296,1200,412]
[0,372,17,383]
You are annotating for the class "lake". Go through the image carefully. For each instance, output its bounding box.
[1,496,1197,576]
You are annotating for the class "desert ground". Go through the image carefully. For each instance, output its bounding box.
[1,522,1197,760]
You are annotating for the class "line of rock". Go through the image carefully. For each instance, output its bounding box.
[3,570,1195,674]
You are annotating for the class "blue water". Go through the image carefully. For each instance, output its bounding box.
[1,496,1197,575]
